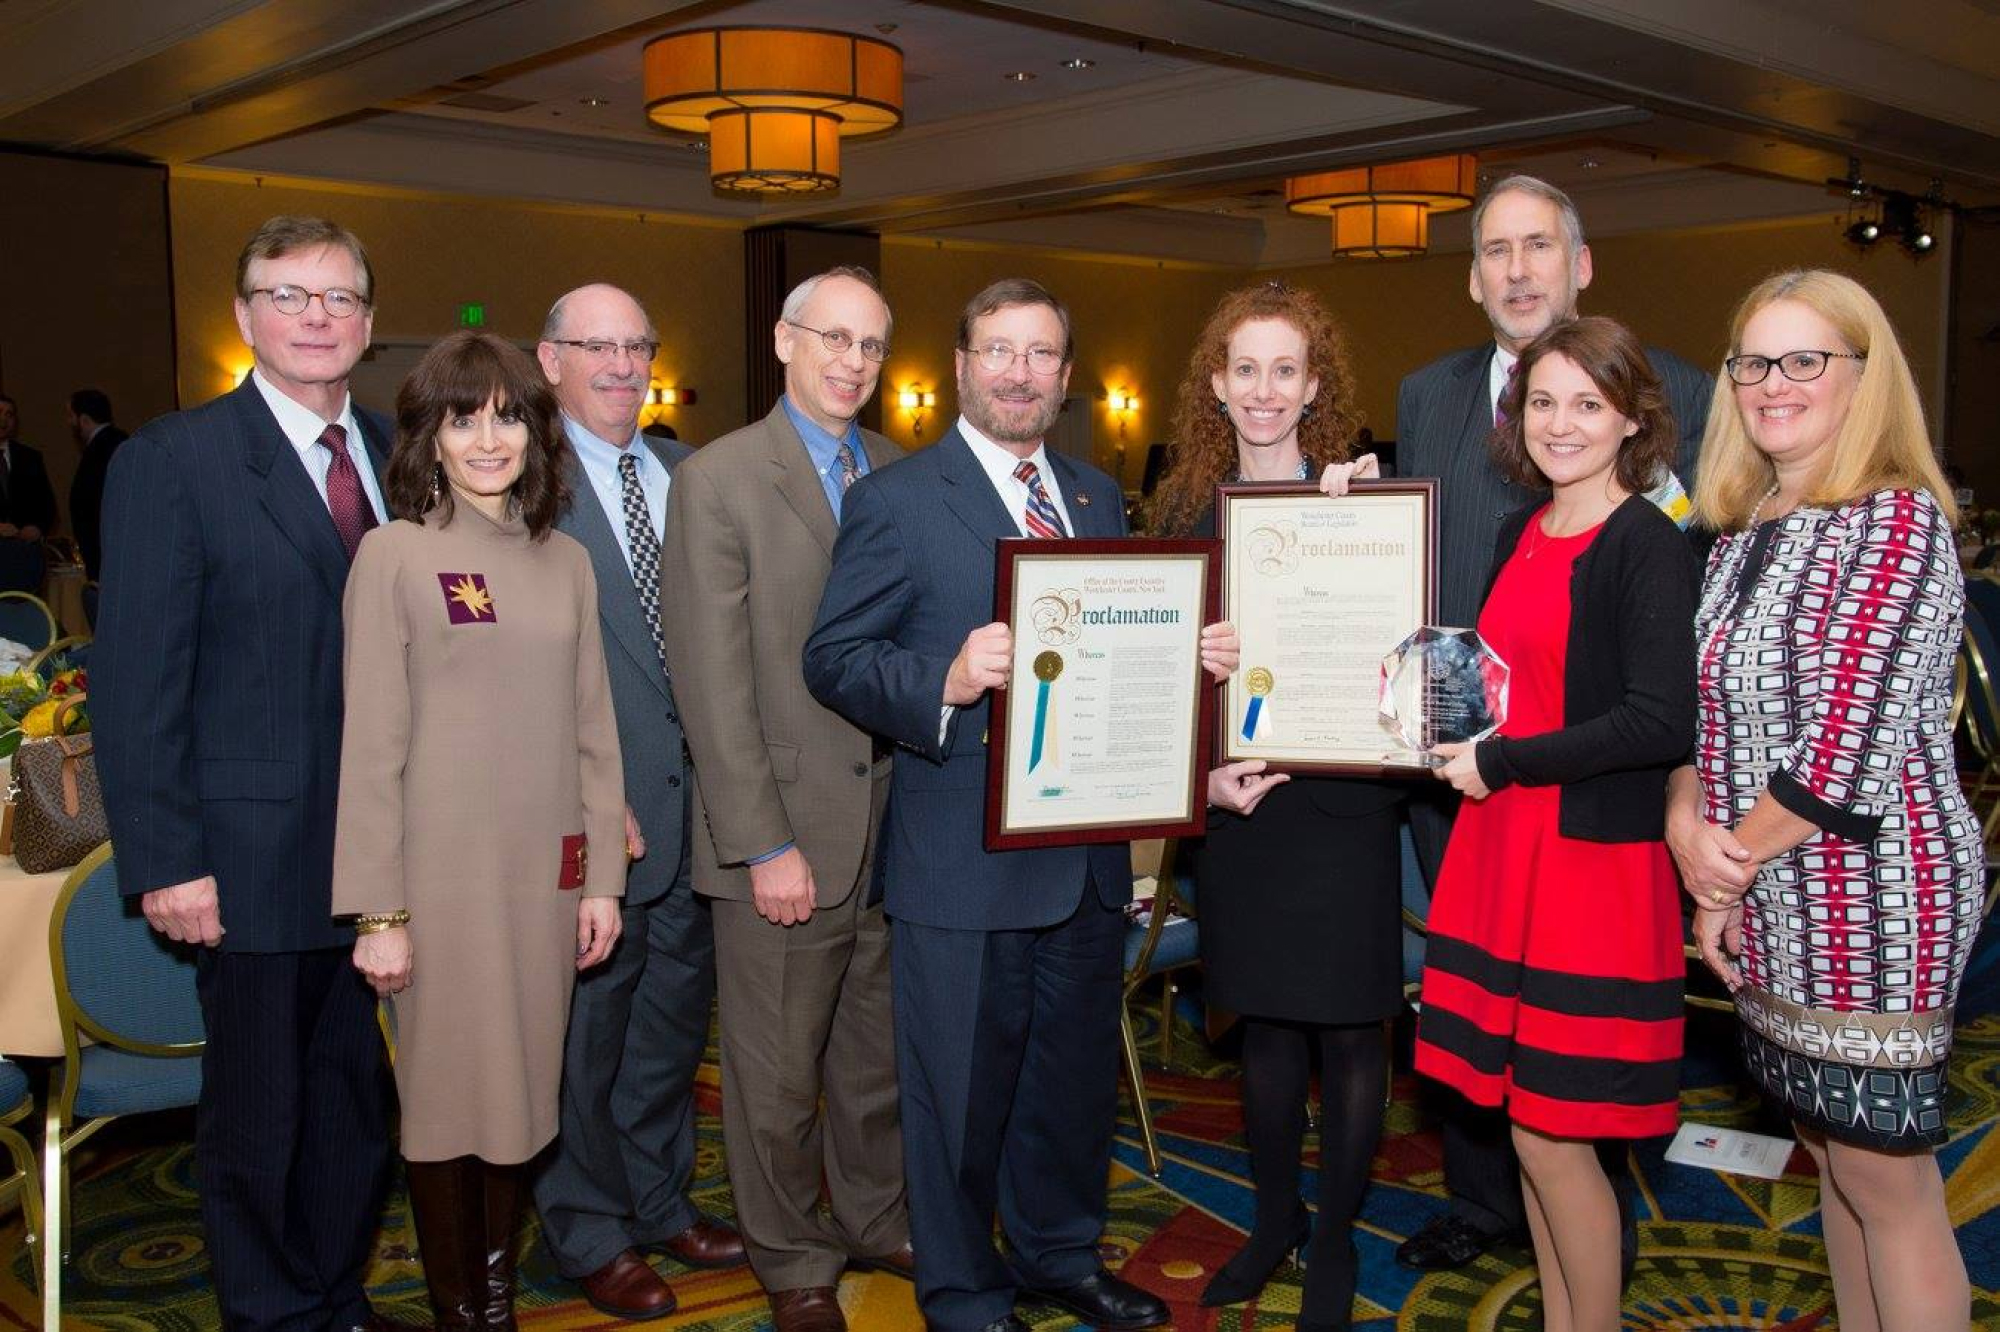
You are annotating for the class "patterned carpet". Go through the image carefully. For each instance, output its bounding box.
[5,914,1997,1331]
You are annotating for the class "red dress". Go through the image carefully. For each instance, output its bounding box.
[1413,516,1685,1139]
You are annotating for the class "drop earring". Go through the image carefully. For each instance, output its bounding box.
[430,461,443,509]
[1215,399,1229,418]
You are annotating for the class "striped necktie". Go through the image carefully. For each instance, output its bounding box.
[1013,459,1068,539]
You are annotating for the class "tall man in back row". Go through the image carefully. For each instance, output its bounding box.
[663,266,912,1332]
[804,278,1238,1332]
[95,215,397,1331]
[1393,174,1712,1273]
[532,283,746,1320]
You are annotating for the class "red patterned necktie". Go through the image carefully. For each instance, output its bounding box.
[1014,459,1068,539]
[319,422,377,560]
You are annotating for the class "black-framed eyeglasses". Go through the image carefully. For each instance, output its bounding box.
[787,322,889,363]
[966,342,1066,376]
[252,285,368,318]
[549,338,661,363]
[1723,349,1866,386]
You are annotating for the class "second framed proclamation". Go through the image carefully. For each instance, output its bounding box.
[1217,479,1438,774]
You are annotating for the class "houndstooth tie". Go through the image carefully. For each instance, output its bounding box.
[617,453,667,673]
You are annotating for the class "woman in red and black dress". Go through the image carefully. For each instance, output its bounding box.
[1413,316,1696,1331]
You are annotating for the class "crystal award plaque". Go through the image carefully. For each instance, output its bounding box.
[1377,627,1510,766]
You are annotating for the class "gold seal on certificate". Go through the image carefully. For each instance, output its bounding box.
[986,538,1220,850]
[1218,479,1439,775]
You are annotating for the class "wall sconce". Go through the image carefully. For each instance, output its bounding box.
[649,384,697,407]
[897,386,937,437]
[1106,388,1140,438]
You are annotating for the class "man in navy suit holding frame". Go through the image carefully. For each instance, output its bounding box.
[805,279,1237,1332]
[95,216,397,1332]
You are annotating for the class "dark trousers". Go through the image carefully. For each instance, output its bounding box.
[532,842,715,1279]
[1408,787,1640,1272]
[892,896,1123,1332]
[194,946,392,1332]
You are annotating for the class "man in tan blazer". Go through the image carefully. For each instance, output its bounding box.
[661,266,911,1332]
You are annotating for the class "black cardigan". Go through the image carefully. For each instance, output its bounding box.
[1470,494,1698,842]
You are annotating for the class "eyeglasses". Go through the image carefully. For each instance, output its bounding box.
[966,342,1066,376]
[549,338,661,363]
[1723,349,1866,386]
[787,322,889,363]
[252,285,368,318]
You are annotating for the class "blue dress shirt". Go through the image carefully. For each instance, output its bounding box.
[781,396,869,522]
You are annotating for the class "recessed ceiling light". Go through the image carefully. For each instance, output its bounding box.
[1580,157,1600,170]
[1003,70,1036,82]
[579,96,610,107]
[1061,57,1096,70]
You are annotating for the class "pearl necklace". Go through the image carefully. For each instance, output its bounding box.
[1745,481,1783,528]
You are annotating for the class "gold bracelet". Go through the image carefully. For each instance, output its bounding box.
[353,910,410,935]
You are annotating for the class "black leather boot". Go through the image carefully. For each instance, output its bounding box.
[479,1160,520,1332]
[404,1157,485,1331]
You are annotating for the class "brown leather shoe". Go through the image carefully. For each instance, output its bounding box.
[770,1286,846,1332]
[577,1249,678,1321]
[653,1215,748,1270]
[847,1241,916,1280]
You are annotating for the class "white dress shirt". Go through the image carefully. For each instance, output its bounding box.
[251,369,387,522]
[1487,342,1520,424]
[564,414,669,578]
[957,416,1076,537]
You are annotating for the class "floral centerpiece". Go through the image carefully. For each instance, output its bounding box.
[0,663,88,757]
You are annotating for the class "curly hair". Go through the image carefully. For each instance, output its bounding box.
[384,331,570,540]
[1489,316,1675,495]
[1148,282,1361,536]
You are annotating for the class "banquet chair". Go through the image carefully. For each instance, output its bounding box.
[0,591,55,656]
[42,842,204,1326]
[1123,838,1198,1177]
[0,543,45,596]
[0,1056,41,1293]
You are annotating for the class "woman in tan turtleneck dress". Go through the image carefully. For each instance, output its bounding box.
[332,331,626,1331]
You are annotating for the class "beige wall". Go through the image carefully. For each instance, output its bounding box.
[165,180,1955,490]
[877,242,1233,487]
[168,174,746,444]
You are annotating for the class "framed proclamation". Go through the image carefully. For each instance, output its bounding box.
[1217,479,1438,775]
[985,538,1221,851]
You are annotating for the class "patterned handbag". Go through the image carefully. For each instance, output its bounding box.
[6,696,105,873]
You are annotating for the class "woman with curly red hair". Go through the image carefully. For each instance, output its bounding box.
[1151,282,1395,1331]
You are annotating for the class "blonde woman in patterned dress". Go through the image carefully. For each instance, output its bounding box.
[1669,270,1978,1332]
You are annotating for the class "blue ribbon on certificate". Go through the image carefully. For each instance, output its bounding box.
[1028,650,1064,772]
[1241,666,1274,742]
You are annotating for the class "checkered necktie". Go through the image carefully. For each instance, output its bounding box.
[1014,460,1068,539]
[319,423,377,560]
[617,453,667,672]
[1494,358,1520,429]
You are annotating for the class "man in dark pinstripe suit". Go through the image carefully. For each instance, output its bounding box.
[95,217,398,1332]
[1393,176,1712,1275]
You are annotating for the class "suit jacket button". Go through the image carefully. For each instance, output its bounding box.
[852,761,868,777]
[667,713,680,726]
[667,775,681,788]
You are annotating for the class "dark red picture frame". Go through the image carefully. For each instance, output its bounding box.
[984,537,1222,851]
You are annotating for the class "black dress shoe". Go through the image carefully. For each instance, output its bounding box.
[1019,1270,1169,1330]
[1394,1214,1525,1270]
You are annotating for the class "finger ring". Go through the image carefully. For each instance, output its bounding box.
[1709,890,1729,907]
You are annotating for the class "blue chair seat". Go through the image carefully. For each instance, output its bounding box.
[0,1058,26,1112]
[70,1048,203,1119]
[1125,913,1198,973]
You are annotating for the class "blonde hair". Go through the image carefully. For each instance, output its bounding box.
[1692,269,1952,531]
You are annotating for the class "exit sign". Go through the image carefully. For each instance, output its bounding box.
[458,303,486,328]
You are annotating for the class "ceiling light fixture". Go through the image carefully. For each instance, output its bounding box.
[1061,58,1096,69]
[1285,153,1477,259]
[1829,162,1949,260]
[1003,70,1036,82]
[643,27,903,195]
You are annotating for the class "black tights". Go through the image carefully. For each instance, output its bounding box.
[1227,1016,1387,1325]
